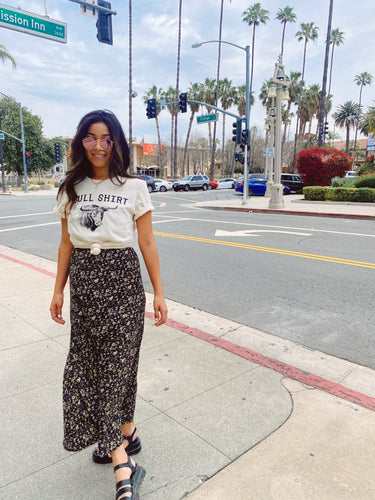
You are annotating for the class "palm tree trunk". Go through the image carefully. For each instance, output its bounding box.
[174,0,183,178]
[281,22,286,58]
[210,0,224,181]
[346,125,350,154]
[354,85,363,153]
[318,0,333,146]
[293,40,307,166]
[182,112,195,176]
[221,114,226,175]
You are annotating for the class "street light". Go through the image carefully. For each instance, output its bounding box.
[264,101,276,198]
[268,55,289,209]
[192,40,251,204]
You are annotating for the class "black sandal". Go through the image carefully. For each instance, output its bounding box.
[92,428,142,464]
[114,457,146,500]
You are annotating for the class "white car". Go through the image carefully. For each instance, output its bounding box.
[217,178,235,189]
[154,178,173,192]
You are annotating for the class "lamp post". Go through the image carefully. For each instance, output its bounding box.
[264,102,276,198]
[192,40,251,204]
[268,56,289,209]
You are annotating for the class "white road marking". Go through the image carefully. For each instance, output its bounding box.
[0,222,60,233]
[215,229,312,237]
[152,218,190,224]
[152,213,375,238]
[0,211,54,219]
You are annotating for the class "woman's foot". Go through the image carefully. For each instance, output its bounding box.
[114,456,146,500]
[92,428,141,464]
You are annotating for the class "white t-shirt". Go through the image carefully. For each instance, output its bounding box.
[54,176,153,248]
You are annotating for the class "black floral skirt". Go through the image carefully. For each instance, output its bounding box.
[63,247,145,455]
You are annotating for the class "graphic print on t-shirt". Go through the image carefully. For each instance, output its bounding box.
[79,204,118,231]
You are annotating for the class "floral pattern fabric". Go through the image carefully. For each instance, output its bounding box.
[63,247,145,455]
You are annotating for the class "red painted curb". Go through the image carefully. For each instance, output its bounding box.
[1,252,373,412]
[145,312,375,412]
[205,205,375,220]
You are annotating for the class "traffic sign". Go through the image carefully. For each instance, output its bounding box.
[80,0,98,19]
[0,134,4,140]
[197,113,218,124]
[0,4,67,43]
[265,147,275,158]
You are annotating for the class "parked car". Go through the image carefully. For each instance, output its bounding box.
[344,171,358,178]
[154,178,173,192]
[236,178,290,196]
[173,174,210,191]
[234,174,267,191]
[137,174,155,192]
[208,180,218,190]
[280,173,304,193]
[217,178,235,189]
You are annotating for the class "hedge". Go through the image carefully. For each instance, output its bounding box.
[303,186,375,202]
[354,173,375,189]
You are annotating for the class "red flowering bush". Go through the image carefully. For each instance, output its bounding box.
[295,147,352,186]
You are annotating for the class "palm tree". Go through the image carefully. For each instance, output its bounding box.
[282,71,301,147]
[143,85,164,172]
[173,0,183,179]
[334,101,361,154]
[353,72,373,152]
[360,105,375,137]
[163,86,178,173]
[0,44,16,68]
[242,2,269,123]
[203,77,217,151]
[293,22,319,156]
[302,84,320,144]
[275,6,297,58]
[182,82,204,176]
[327,28,345,112]
[235,85,254,117]
[219,78,236,174]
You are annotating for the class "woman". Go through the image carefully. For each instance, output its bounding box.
[50,109,167,499]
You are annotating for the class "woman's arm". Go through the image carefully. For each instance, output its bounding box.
[136,211,168,327]
[50,218,73,325]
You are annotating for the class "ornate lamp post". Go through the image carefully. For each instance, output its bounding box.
[264,102,276,198]
[268,56,289,209]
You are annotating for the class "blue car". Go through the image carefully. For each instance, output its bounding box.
[235,178,290,196]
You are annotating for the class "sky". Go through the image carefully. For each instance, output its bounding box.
[0,0,374,145]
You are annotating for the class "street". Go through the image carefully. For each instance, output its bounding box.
[1,189,374,369]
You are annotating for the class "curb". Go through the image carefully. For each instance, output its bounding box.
[201,205,375,220]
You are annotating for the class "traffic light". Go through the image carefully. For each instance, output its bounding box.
[324,121,329,135]
[179,92,187,113]
[25,151,31,165]
[234,152,244,164]
[241,128,249,148]
[146,98,157,119]
[96,0,113,45]
[54,142,61,163]
[232,119,242,145]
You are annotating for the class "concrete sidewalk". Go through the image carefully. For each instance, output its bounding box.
[1,244,375,500]
[196,193,375,220]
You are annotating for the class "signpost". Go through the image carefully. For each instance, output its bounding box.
[265,147,275,158]
[0,134,4,140]
[0,4,67,43]
[197,113,218,124]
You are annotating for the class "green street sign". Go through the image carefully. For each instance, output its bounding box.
[197,113,218,124]
[0,134,4,140]
[0,4,67,43]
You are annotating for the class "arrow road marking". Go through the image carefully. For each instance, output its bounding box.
[215,229,312,237]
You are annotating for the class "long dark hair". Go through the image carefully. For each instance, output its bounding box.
[58,109,131,211]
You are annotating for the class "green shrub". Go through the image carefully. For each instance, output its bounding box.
[303,186,375,202]
[354,173,375,188]
[331,176,356,187]
[303,186,326,201]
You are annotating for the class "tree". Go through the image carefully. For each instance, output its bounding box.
[218,78,236,174]
[353,72,373,152]
[0,44,16,69]
[235,85,254,117]
[360,105,375,136]
[334,101,361,154]
[242,2,269,125]
[282,71,301,147]
[301,84,321,144]
[202,77,217,151]
[182,82,204,176]
[143,85,164,172]
[294,22,319,157]
[327,28,345,115]
[173,0,183,179]
[163,86,178,174]
[295,147,351,186]
[275,6,297,58]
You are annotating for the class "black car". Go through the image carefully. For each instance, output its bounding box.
[137,174,155,193]
[280,174,304,193]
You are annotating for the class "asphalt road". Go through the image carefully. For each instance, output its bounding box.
[1,189,374,369]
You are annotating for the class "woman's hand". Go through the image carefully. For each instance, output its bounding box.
[153,294,168,327]
[50,293,66,325]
